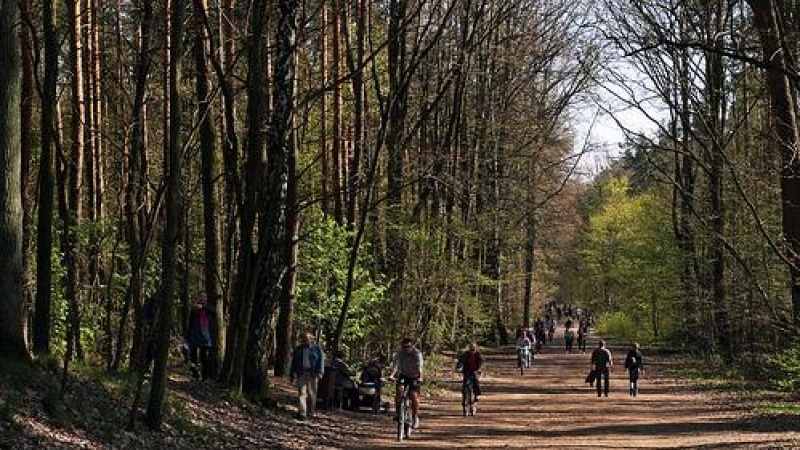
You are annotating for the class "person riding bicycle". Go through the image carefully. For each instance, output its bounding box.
[391,337,424,429]
[455,342,483,402]
[515,329,532,367]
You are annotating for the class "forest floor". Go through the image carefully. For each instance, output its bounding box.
[2,327,800,449]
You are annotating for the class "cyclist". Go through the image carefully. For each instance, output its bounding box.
[391,337,424,428]
[455,342,483,402]
[515,329,532,368]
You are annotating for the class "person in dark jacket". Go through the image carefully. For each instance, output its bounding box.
[624,342,644,396]
[577,320,588,354]
[455,342,484,401]
[289,332,325,419]
[590,340,613,397]
[186,292,217,380]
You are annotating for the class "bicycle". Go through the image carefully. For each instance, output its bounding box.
[460,370,479,417]
[517,346,531,375]
[394,377,417,441]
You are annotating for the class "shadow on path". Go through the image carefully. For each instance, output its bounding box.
[359,326,800,449]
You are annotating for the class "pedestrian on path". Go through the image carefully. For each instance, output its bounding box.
[577,320,588,353]
[289,331,325,419]
[186,292,217,380]
[590,340,613,397]
[625,342,644,397]
[564,321,575,354]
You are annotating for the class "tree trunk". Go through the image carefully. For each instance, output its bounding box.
[274,134,299,377]
[522,214,535,329]
[0,0,29,360]
[117,0,154,372]
[19,0,34,333]
[705,4,728,357]
[385,0,409,334]
[193,0,224,374]
[747,0,800,327]
[320,1,330,216]
[346,0,366,229]
[672,13,699,348]
[221,0,268,393]
[63,0,86,371]
[34,0,58,356]
[85,0,106,363]
[332,0,344,223]
[147,0,184,428]
[243,0,297,400]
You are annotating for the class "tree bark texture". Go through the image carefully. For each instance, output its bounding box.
[243,0,297,400]
[33,0,58,355]
[747,0,800,326]
[0,0,29,360]
[193,0,224,374]
[147,0,184,428]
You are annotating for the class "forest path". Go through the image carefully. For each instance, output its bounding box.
[345,327,800,449]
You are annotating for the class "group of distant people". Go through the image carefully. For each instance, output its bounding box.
[143,293,644,428]
[523,301,646,398]
[288,333,425,424]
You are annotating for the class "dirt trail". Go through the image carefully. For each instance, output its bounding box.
[338,327,800,449]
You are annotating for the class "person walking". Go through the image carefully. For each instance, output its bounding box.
[577,320,588,354]
[564,322,575,354]
[625,342,644,396]
[186,292,217,380]
[590,340,613,397]
[289,332,325,419]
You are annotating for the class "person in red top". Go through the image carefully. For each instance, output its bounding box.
[455,342,484,401]
[186,292,217,380]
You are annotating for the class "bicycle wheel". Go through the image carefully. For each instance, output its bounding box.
[461,381,470,417]
[403,401,413,438]
[396,397,405,441]
[468,386,476,416]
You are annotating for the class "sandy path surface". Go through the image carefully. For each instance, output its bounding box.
[341,328,800,449]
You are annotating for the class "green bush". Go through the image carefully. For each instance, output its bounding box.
[768,347,800,394]
[595,312,640,343]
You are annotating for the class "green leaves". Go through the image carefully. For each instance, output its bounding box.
[768,347,800,394]
[578,175,680,341]
[296,209,387,350]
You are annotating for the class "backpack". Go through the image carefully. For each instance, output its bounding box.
[627,353,640,370]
